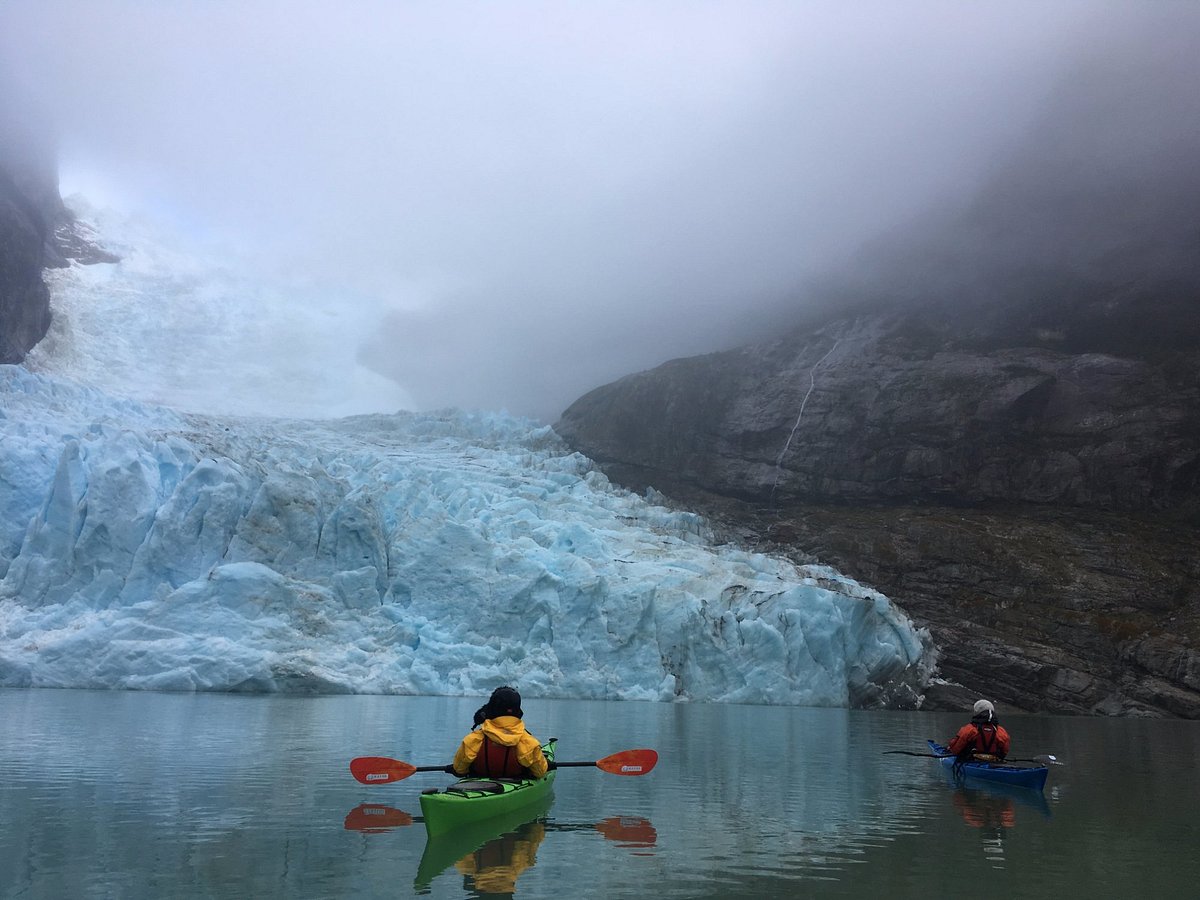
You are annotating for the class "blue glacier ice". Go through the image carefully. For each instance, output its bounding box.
[0,202,934,705]
[0,366,932,704]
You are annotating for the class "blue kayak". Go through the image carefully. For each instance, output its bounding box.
[928,740,1048,791]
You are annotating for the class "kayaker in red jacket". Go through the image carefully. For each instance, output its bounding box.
[452,686,549,779]
[947,699,1011,761]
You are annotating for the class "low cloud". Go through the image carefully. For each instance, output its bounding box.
[2,1,1194,420]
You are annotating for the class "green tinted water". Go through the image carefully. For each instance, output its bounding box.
[0,689,1196,898]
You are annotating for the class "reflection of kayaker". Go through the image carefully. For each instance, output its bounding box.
[454,818,546,896]
[454,686,549,779]
[413,801,656,891]
[953,788,1016,830]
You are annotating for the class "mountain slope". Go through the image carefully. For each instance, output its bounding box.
[556,28,1200,716]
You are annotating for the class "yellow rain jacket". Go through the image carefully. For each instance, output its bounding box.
[452,715,549,778]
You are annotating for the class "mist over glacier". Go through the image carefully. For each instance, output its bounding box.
[26,202,412,419]
[0,362,931,704]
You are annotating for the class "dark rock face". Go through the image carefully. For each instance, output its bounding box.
[0,164,52,364]
[559,316,1200,514]
[556,311,1200,718]
[555,27,1200,716]
[0,95,118,363]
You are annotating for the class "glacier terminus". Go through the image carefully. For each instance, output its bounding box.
[0,365,932,705]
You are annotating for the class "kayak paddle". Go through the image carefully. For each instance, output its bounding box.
[1020,754,1064,766]
[884,750,954,758]
[883,749,1063,766]
[350,748,658,785]
[551,749,658,775]
[350,757,445,784]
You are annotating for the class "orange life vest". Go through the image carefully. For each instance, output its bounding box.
[971,723,1005,755]
[469,736,529,778]
[951,722,1010,758]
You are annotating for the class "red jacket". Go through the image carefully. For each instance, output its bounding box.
[947,721,1011,759]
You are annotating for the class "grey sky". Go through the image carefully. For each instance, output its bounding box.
[1,1,1192,421]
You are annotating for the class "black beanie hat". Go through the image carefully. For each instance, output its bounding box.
[484,685,523,719]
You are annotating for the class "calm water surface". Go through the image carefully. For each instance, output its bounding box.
[1,689,1197,898]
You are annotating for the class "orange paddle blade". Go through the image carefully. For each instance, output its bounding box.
[343,803,414,832]
[595,749,658,776]
[350,756,417,785]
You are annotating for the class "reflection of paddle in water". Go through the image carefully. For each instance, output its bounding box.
[343,803,413,833]
[593,815,658,851]
[343,804,655,846]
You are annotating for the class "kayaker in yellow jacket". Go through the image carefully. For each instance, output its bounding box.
[452,686,549,779]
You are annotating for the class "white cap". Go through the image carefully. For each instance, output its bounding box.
[973,699,995,719]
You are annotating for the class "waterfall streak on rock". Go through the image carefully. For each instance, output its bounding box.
[772,339,841,496]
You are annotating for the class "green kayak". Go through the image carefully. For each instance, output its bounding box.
[418,739,557,838]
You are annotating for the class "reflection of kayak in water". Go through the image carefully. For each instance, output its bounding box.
[414,794,553,892]
[418,740,557,838]
[928,740,1049,791]
[950,781,1053,829]
[414,805,659,891]
[940,771,1052,821]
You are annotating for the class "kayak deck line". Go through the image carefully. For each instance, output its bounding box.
[444,780,508,795]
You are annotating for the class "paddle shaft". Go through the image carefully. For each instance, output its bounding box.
[351,747,657,784]
[403,761,610,770]
[883,750,1057,766]
[884,750,952,758]
[404,761,623,771]
[412,758,642,771]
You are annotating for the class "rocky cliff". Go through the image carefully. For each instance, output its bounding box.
[0,164,52,363]
[555,308,1200,717]
[555,31,1200,717]
[0,90,117,364]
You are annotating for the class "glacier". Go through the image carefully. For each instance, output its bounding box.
[0,201,933,705]
[0,365,932,704]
